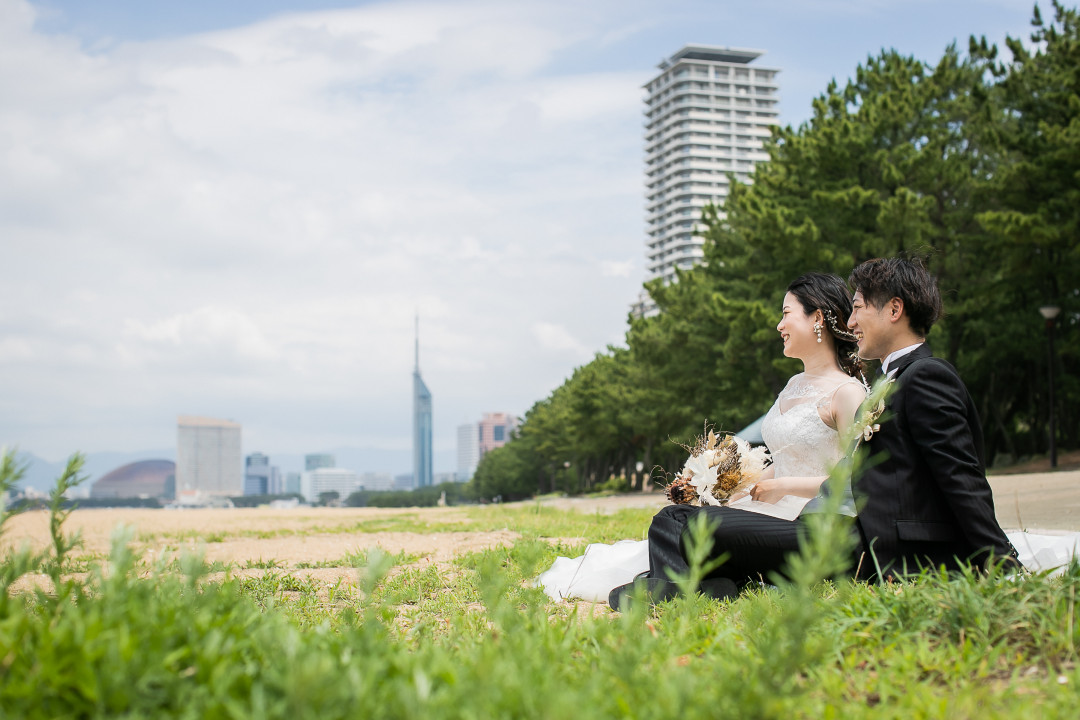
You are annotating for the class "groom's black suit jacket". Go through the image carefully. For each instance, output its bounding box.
[852,345,1018,579]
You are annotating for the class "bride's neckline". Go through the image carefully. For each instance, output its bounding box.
[798,371,849,381]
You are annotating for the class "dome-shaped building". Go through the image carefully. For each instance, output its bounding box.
[91,460,175,499]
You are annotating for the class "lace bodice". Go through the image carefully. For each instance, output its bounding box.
[761,373,865,515]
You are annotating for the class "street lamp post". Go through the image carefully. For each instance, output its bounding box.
[1039,305,1062,468]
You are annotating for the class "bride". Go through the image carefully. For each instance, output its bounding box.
[538,272,867,603]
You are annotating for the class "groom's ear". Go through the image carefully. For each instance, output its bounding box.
[886,297,905,324]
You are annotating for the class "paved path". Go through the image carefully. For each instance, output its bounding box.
[536,469,1080,533]
[988,469,1080,533]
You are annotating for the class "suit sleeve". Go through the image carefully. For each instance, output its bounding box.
[902,360,1016,564]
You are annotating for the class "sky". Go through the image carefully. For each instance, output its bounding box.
[1,0,1039,471]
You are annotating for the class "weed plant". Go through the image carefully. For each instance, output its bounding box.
[1,448,1079,718]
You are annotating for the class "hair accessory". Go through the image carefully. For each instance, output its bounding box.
[823,309,858,342]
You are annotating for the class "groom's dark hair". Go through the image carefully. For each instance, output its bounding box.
[849,257,943,337]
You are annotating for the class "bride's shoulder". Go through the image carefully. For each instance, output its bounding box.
[827,374,868,396]
[834,377,869,398]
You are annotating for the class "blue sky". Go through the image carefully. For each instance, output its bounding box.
[1,0,1039,471]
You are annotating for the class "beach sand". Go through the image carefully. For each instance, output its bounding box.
[4,469,1078,570]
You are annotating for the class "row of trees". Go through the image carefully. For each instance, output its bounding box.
[470,3,1079,501]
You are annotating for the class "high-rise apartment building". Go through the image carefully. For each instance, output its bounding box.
[176,416,242,497]
[413,317,433,488]
[643,45,780,288]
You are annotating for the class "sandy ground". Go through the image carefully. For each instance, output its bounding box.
[0,505,509,567]
[3,469,1078,573]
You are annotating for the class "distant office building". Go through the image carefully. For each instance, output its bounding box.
[413,317,433,488]
[300,467,361,503]
[456,413,519,481]
[360,471,395,492]
[394,472,414,491]
[176,416,243,497]
[305,453,335,471]
[285,472,302,495]
[268,466,283,494]
[479,412,519,457]
[91,460,175,500]
[433,472,456,485]
[638,45,780,312]
[457,422,480,482]
[244,452,281,496]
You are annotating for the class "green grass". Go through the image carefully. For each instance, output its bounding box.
[2,452,1079,718]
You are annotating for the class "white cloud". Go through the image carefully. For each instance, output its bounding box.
[532,322,591,358]
[2,0,1034,466]
[122,306,278,365]
[0,0,646,463]
[601,259,635,278]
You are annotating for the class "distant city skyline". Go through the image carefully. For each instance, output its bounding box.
[1,0,1037,463]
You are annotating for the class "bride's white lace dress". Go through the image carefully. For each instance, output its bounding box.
[536,373,1080,602]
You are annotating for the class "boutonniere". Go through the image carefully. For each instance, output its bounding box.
[858,396,886,441]
[852,377,895,445]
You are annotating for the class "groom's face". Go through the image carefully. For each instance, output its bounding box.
[848,291,893,362]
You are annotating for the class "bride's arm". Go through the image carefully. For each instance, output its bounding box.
[749,475,824,502]
[749,382,866,504]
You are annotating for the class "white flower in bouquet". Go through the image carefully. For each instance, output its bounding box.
[666,429,771,507]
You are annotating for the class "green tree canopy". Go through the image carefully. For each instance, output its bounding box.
[469,6,1079,501]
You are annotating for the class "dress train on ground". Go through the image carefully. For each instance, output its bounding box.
[536,531,1080,602]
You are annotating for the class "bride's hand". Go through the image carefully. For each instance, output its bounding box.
[728,488,752,502]
[749,478,788,504]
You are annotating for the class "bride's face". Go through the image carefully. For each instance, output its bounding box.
[776,292,820,360]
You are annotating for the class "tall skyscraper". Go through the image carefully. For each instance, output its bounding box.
[413,316,433,488]
[176,416,243,497]
[642,45,780,288]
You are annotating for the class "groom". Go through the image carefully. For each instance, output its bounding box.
[610,257,1017,610]
[846,257,1018,579]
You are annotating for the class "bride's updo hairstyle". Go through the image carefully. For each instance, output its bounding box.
[786,272,864,378]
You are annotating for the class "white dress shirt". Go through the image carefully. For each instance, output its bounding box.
[882,342,924,377]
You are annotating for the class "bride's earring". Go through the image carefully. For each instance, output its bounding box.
[814,322,823,343]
